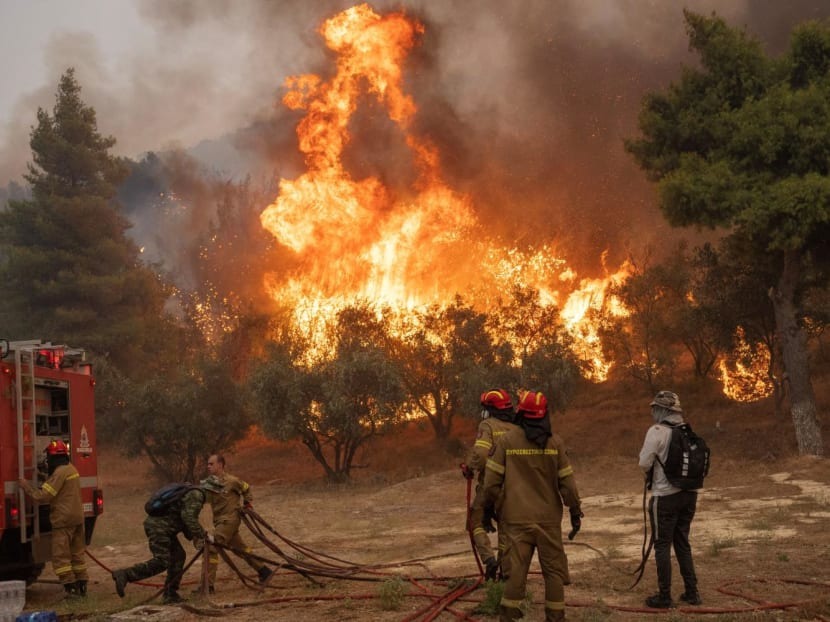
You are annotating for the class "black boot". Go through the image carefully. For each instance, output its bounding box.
[112,569,128,598]
[163,589,184,604]
[75,580,88,597]
[680,590,702,605]
[498,604,524,620]
[258,565,274,584]
[645,592,673,609]
[63,582,78,598]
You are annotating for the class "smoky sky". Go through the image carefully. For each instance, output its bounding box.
[2,0,830,277]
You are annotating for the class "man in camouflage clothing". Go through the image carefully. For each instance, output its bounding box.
[198,454,272,592]
[19,440,88,597]
[111,484,209,604]
[483,391,583,622]
[462,389,518,580]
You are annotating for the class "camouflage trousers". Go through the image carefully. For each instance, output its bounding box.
[51,523,88,585]
[121,516,187,590]
[207,513,263,586]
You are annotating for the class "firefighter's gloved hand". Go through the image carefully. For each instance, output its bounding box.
[568,507,584,541]
[460,463,474,480]
[243,501,253,511]
[482,506,497,533]
[206,532,215,544]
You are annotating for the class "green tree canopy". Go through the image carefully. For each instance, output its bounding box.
[112,352,250,483]
[492,285,579,412]
[0,68,169,373]
[390,296,506,442]
[248,303,406,482]
[626,12,829,455]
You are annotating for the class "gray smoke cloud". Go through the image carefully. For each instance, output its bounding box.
[2,0,829,277]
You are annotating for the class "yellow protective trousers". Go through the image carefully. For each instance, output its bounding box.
[499,523,568,620]
[208,514,263,585]
[51,524,87,585]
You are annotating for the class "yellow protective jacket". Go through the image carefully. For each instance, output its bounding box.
[466,416,518,484]
[482,427,581,525]
[21,463,83,528]
[206,472,253,525]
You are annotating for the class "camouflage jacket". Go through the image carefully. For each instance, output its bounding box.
[145,488,206,542]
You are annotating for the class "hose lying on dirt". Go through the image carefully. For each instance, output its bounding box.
[81,500,830,620]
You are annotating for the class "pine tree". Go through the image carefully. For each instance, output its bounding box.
[0,68,169,372]
[626,13,829,456]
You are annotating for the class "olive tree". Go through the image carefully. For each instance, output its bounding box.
[249,303,406,482]
[115,354,249,482]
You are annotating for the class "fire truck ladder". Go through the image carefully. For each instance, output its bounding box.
[14,343,41,544]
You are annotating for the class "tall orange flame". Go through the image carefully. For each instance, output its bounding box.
[259,4,627,378]
[261,4,475,308]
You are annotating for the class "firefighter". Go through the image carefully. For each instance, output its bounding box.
[111,483,211,604]
[196,454,273,593]
[461,388,518,580]
[18,440,88,597]
[482,391,583,622]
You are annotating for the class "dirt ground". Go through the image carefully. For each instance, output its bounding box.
[19,442,830,621]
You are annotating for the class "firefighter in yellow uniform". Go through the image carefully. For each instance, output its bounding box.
[462,388,518,580]
[199,454,273,592]
[19,440,88,597]
[483,391,583,622]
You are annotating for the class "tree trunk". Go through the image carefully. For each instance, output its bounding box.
[770,251,823,456]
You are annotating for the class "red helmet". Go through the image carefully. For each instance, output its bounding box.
[480,389,512,411]
[516,391,548,419]
[46,440,69,456]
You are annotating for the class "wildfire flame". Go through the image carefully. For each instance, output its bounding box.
[259,4,628,379]
[718,326,774,402]
[261,4,475,305]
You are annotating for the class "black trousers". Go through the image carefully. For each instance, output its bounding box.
[649,490,697,596]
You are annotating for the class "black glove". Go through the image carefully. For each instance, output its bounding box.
[460,463,474,480]
[568,507,584,541]
[482,506,497,533]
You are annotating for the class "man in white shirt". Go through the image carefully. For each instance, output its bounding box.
[638,390,701,609]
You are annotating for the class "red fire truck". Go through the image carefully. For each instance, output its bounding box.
[0,340,103,582]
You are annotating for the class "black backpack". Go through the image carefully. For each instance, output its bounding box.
[144,482,198,516]
[657,422,710,490]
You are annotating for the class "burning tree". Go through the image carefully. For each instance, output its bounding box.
[626,11,829,455]
[598,252,683,392]
[693,240,783,408]
[492,286,580,412]
[253,3,631,394]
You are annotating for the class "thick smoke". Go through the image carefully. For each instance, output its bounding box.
[2,0,829,279]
